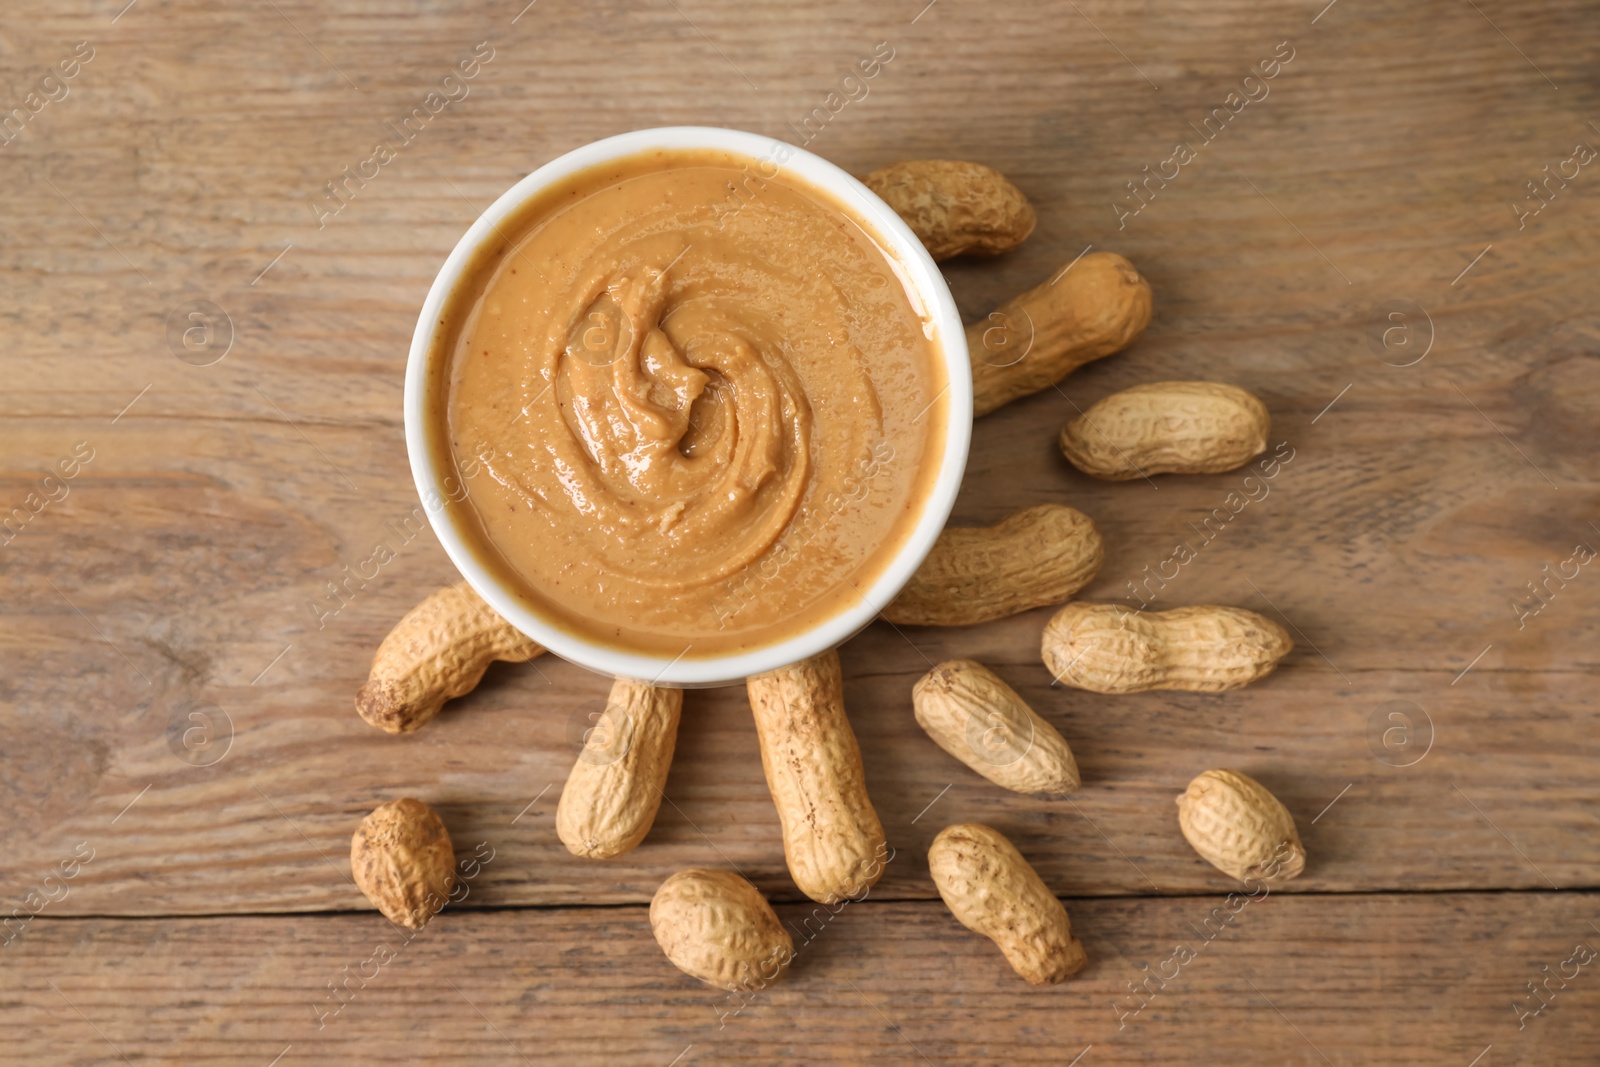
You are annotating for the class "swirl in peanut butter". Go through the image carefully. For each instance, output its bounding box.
[442,150,945,656]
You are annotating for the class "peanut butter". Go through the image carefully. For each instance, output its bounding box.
[433,148,947,657]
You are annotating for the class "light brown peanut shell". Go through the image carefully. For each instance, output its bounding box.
[913,660,1080,795]
[1060,381,1270,480]
[928,823,1087,985]
[356,582,545,734]
[350,797,457,929]
[650,868,795,991]
[862,160,1036,261]
[746,649,888,904]
[883,504,1103,627]
[969,252,1152,417]
[556,678,683,859]
[1177,770,1306,883]
[1042,602,1292,694]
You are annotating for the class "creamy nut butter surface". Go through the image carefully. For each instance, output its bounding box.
[433,149,948,657]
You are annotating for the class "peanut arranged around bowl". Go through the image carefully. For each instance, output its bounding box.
[350,128,1307,992]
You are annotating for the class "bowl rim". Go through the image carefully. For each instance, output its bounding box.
[404,125,972,686]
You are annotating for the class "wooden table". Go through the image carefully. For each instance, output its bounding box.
[4,1,1597,1062]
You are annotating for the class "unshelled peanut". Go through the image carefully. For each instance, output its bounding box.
[928,823,1087,984]
[356,582,544,734]
[556,679,683,859]
[913,660,1080,795]
[1060,381,1269,480]
[1042,602,1292,694]
[1177,769,1306,883]
[650,868,795,991]
[969,252,1152,416]
[746,650,888,905]
[350,797,457,929]
[884,504,1103,627]
[863,160,1036,261]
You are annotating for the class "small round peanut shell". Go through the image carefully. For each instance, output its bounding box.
[650,868,795,992]
[1177,769,1306,884]
[350,797,457,929]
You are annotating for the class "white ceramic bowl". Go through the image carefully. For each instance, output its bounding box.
[405,126,972,686]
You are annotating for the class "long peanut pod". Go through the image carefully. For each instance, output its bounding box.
[1042,602,1292,694]
[883,504,1102,627]
[557,679,683,858]
[746,650,888,904]
[356,582,545,734]
[968,252,1152,416]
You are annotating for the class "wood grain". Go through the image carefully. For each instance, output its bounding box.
[2,0,1598,1061]
[5,894,1598,1065]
